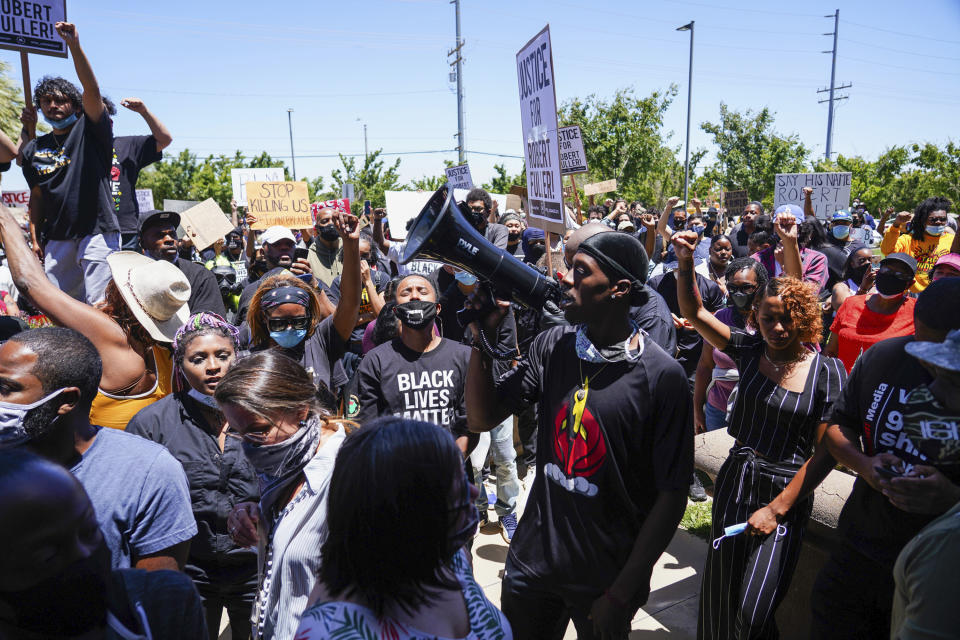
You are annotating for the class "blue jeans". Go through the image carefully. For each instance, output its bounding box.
[44,232,119,304]
[704,402,728,432]
[469,417,521,517]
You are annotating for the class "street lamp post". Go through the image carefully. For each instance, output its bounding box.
[677,21,694,206]
[287,108,296,180]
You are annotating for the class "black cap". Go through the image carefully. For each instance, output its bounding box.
[138,210,181,232]
[880,252,918,275]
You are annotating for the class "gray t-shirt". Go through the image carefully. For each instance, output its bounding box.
[71,427,197,569]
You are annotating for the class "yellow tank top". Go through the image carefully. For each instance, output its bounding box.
[90,347,174,430]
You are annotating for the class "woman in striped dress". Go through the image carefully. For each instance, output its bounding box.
[673,215,847,640]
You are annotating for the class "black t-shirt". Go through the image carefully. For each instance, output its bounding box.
[176,258,227,317]
[22,110,118,241]
[630,286,677,357]
[496,326,694,597]
[352,337,470,436]
[722,328,846,464]
[648,270,724,378]
[730,223,752,259]
[110,135,163,234]
[126,393,258,569]
[248,314,346,393]
[831,336,960,567]
[328,269,391,345]
[818,241,852,290]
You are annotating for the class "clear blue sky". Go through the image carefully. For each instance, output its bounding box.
[3,0,958,194]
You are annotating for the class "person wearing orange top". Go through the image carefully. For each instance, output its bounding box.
[880,197,953,292]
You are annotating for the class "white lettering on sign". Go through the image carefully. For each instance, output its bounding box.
[516,25,564,233]
[774,172,852,220]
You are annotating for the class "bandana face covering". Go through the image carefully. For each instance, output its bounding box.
[575,322,643,363]
[243,417,323,519]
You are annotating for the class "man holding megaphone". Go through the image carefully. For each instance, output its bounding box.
[466,231,694,639]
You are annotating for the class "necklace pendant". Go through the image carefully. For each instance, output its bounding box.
[575,388,586,402]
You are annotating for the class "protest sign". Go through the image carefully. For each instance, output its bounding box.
[558,125,587,175]
[245,181,312,230]
[135,189,154,212]
[179,199,235,252]
[517,25,564,234]
[311,199,352,223]
[444,164,473,190]
[505,194,522,212]
[583,179,617,197]
[231,260,248,283]
[231,167,285,207]
[774,172,851,220]
[0,0,67,58]
[163,199,200,214]
[2,190,29,208]
[724,189,749,218]
[6,206,28,227]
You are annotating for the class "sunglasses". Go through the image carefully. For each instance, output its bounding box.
[267,316,310,332]
[727,284,758,295]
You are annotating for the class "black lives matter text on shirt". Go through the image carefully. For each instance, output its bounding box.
[21,110,118,240]
[354,337,471,436]
[831,336,960,566]
[110,135,163,234]
[495,326,693,597]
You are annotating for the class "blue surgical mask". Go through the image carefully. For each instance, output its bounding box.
[690,224,705,235]
[43,111,79,130]
[832,225,850,240]
[270,328,307,348]
[926,225,946,237]
[454,271,478,286]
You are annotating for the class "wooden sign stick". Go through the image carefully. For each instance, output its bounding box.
[20,52,32,110]
[570,175,583,224]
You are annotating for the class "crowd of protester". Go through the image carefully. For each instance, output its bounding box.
[0,19,959,640]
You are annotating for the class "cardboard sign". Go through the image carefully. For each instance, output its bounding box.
[6,206,28,227]
[231,167,285,207]
[724,189,749,218]
[163,199,200,214]
[179,199,235,252]
[135,189,154,213]
[0,0,66,58]
[1,190,29,208]
[505,194,523,212]
[558,125,587,175]
[245,181,312,230]
[444,164,473,190]
[583,179,617,197]
[311,199,352,222]
[517,25,565,234]
[774,172,851,220]
[509,185,528,198]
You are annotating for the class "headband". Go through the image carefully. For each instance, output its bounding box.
[261,286,311,310]
[578,241,644,293]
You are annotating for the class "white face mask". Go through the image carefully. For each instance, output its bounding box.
[0,388,67,447]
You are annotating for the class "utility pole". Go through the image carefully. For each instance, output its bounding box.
[363,123,368,160]
[287,108,296,180]
[448,0,465,164]
[818,9,851,160]
[676,21,694,206]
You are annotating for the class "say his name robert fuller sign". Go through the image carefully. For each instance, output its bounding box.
[516,25,565,234]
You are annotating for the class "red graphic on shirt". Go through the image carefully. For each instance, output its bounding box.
[553,400,606,477]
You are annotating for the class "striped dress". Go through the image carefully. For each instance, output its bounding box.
[698,329,846,640]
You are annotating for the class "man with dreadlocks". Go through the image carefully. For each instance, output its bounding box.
[128,312,259,640]
[466,232,694,639]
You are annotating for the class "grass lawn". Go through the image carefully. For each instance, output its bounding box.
[681,499,713,540]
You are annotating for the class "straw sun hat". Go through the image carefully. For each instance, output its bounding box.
[106,251,191,343]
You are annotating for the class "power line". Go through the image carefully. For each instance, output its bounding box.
[100,86,448,99]
[841,18,960,45]
[840,55,960,76]
[841,37,960,62]
[160,149,524,160]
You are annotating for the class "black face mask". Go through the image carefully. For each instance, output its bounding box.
[508,231,522,242]
[318,224,339,241]
[728,290,757,311]
[525,245,546,263]
[0,540,111,636]
[394,300,438,330]
[875,272,911,297]
[849,263,870,284]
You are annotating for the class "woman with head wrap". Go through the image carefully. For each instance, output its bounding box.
[244,211,362,395]
[466,231,694,638]
[127,313,258,639]
[521,227,546,264]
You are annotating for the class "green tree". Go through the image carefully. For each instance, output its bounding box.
[410,174,446,191]
[323,150,403,208]
[700,103,810,208]
[559,86,690,206]
[482,163,526,194]
[0,60,48,150]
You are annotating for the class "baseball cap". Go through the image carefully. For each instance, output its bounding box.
[934,252,960,272]
[617,220,636,232]
[831,210,853,222]
[138,210,181,232]
[880,252,918,274]
[773,204,803,219]
[259,225,296,245]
